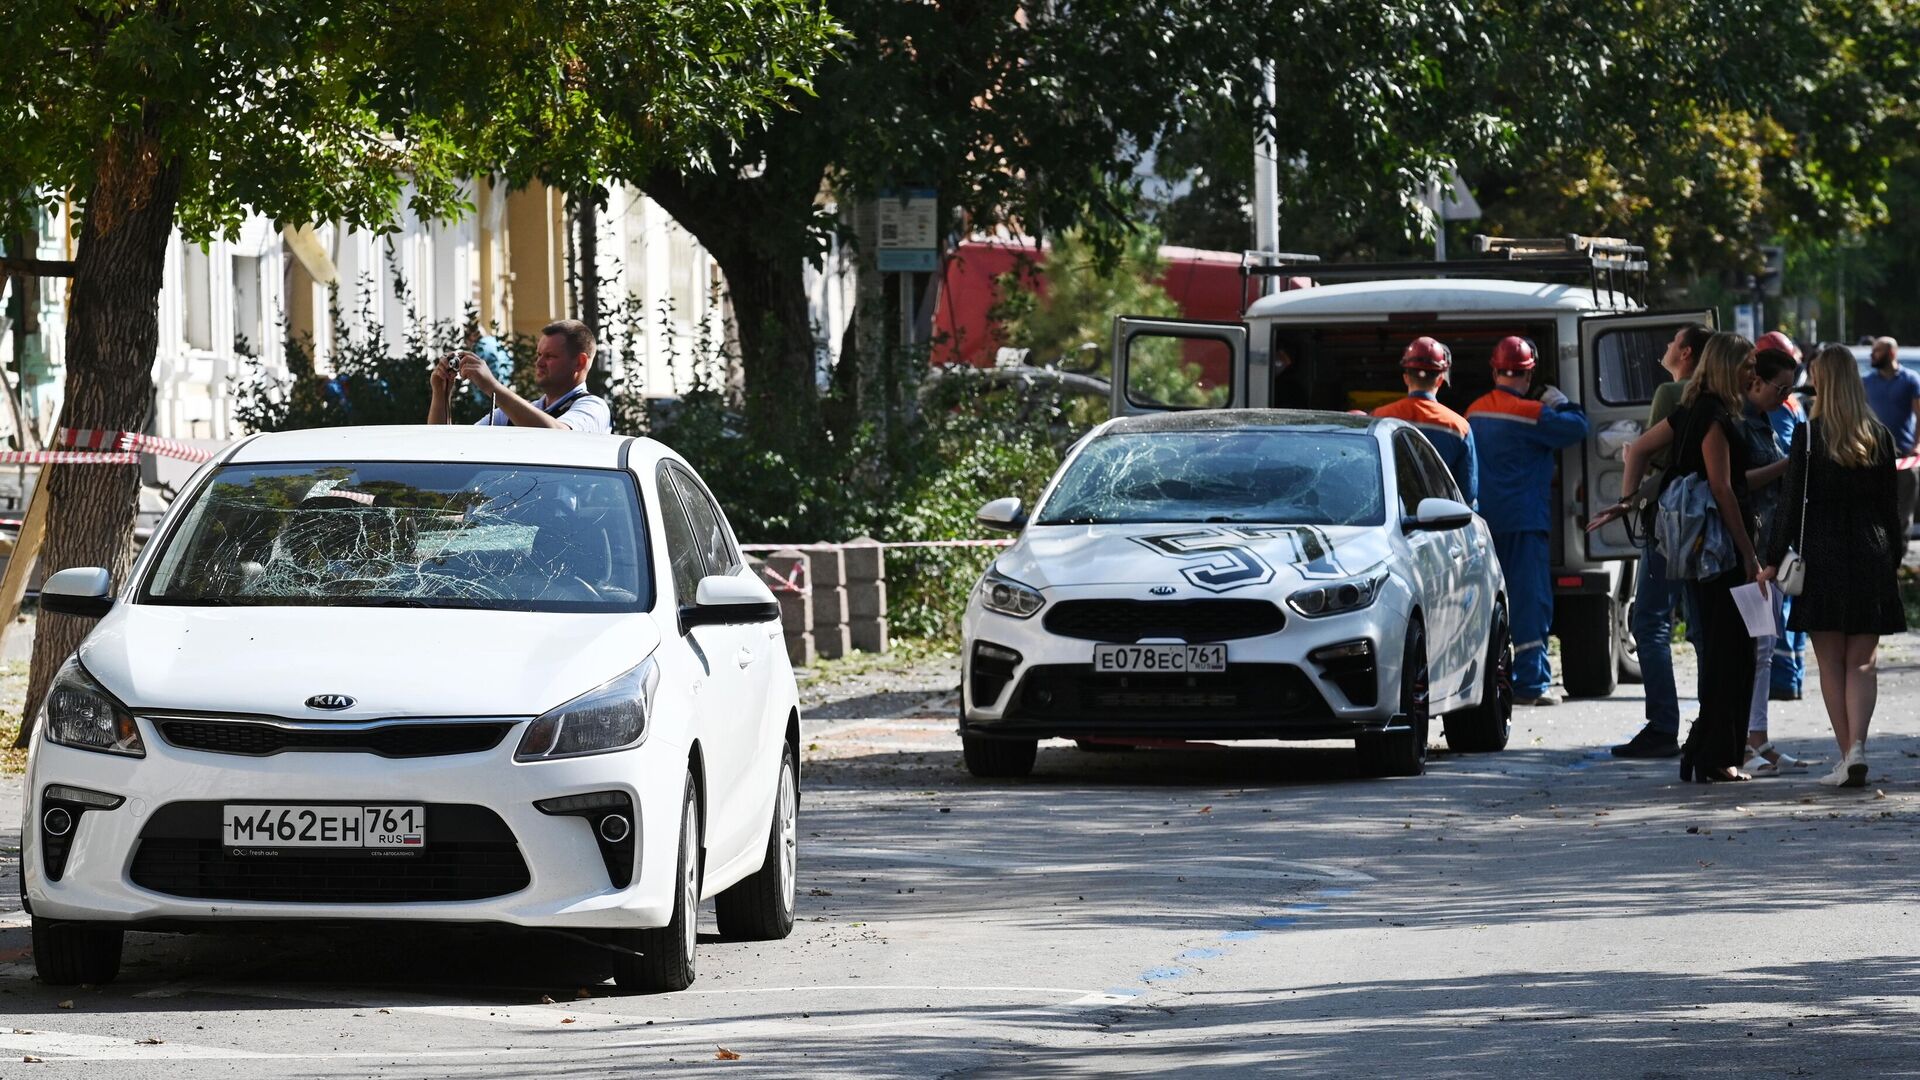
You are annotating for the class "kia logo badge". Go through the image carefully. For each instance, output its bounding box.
[1149,585,1177,596]
[306,694,356,711]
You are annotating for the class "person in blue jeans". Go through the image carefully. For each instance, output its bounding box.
[1612,323,1711,757]
[1754,331,1807,701]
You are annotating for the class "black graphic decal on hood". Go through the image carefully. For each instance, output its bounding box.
[1129,530,1275,593]
[1226,525,1349,580]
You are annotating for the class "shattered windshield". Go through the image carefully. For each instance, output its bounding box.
[143,463,648,611]
[1035,430,1385,526]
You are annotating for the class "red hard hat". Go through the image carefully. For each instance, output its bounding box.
[1754,330,1801,361]
[1491,336,1537,374]
[1401,336,1452,373]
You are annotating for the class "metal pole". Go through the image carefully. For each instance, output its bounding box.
[1252,62,1279,295]
[1432,179,1447,262]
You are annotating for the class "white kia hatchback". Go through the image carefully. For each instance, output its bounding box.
[20,427,799,993]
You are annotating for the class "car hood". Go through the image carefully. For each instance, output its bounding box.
[78,605,658,718]
[994,523,1393,592]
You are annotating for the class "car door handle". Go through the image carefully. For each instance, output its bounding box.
[735,646,755,669]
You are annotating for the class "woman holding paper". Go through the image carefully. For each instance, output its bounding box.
[1590,332,1761,782]
[1761,345,1906,788]
[1740,347,1808,775]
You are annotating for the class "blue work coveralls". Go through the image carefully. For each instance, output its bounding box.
[1374,391,1479,508]
[1466,386,1591,698]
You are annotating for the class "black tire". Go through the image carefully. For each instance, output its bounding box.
[1073,740,1135,753]
[962,734,1037,778]
[1618,573,1643,684]
[1559,595,1620,698]
[715,744,798,942]
[613,774,699,993]
[32,917,123,986]
[1357,620,1429,777]
[1444,601,1512,753]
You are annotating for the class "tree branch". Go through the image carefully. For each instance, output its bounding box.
[1,256,78,278]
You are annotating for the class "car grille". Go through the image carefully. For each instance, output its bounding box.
[1008,663,1329,721]
[156,719,513,758]
[1043,599,1286,642]
[130,802,530,903]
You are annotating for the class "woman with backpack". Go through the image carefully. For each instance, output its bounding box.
[1589,331,1761,781]
[1760,344,1907,787]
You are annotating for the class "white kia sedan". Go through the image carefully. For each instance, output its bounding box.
[960,410,1511,779]
[21,427,799,992]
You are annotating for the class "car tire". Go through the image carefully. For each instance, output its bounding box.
[1617,573,1643,684]
[32,917,123,986]
[1357,619,1429,778]
[715,744,798,942]
[1444,601,1512,753]
[962,734,1038,778]
[613,774,699,993]
[1559,595,1620,698]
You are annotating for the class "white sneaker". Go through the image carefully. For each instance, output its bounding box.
[1818,762,1852,787]
[1844,742,1869,788]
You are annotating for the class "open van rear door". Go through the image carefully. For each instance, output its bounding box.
[1110,317,1249,416]
[1579,310,1715,559]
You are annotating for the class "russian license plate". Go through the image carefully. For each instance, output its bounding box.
[222,804,426,849]
[1092,643,1228,674]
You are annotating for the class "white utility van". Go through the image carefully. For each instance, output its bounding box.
[1109,237,1713,698]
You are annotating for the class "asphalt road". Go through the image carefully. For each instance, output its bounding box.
[3,643,1919,1078]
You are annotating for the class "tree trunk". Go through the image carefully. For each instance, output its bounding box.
[640,165,825,450]
[17,130,183,745]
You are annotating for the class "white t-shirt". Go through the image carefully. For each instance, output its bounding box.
[473,386,611,434]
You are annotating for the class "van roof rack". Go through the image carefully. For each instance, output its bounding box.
[1239,234,1648,311]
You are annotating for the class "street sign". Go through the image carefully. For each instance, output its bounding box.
[876,188,939,272]
[1734,303,1757,340]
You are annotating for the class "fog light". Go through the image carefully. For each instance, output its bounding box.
[597,814,631,844]
[42,807,73,837]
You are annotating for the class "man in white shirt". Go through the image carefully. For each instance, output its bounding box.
[428,319,612,433]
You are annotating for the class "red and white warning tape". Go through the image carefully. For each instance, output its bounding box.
[739,539,1014,552]
[0,429,219,466]
[0,450,140,464]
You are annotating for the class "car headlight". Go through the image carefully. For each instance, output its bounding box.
[976,569,1044,618]
[516,656,661,762]
[41,656,144,758]
[1287,569,1390,618]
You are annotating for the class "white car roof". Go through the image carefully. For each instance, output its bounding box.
[225,425,648,470]
[1245,278,1635,318]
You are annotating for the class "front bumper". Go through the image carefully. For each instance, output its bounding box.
[960,589,1412,743]
[22,718,688,930]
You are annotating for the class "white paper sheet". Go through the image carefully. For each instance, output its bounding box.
[1731,581,1776,638]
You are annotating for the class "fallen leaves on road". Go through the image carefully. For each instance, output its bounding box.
[561,1018,577,1025]
[576,988,594,999]
[11,1029,30,1035]
[540,995,557,1004]
[135,1038,164,1045]
[809,888,834,896]
[1198,806,1212,813]
[55,1001,72,1010]
[23,1055,43,1063]
[716,1047,742,1060]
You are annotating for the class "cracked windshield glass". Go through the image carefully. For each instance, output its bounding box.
[144,463,647,611]
[1037,430,1384,526]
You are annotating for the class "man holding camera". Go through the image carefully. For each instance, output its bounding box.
[428,318,611,434]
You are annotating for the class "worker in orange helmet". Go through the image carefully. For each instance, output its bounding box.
[1373,337,1477,507]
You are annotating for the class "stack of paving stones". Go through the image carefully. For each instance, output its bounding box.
[844,538,889,654]
[809,546,852,660]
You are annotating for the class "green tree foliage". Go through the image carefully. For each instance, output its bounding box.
[635,0,1515,439]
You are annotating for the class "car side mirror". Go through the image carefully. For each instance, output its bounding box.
[682,573,780,631]
[976,497,1026,532]
[1407,497,1475,532]
[42,567,114,619]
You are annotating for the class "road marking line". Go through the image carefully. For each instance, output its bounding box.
[821,847,1373,882]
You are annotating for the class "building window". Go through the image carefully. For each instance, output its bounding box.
[183,244,213,352]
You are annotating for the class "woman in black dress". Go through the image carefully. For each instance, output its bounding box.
[1761,344,1906,787]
